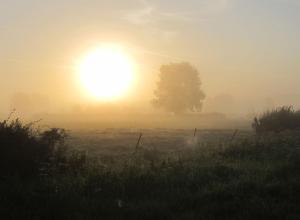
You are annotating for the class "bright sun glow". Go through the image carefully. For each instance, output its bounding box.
[78,46,135,101]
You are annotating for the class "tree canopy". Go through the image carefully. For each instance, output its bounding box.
[152,62,205,114]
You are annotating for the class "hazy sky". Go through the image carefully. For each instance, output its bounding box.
[1,0,300,114]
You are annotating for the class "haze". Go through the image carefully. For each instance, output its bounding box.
[1,0,300,124]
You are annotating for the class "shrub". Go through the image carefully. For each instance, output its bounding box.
[0,118,85,178]
[252,106,300,134]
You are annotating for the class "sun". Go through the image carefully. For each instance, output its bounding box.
[78,46,135,101]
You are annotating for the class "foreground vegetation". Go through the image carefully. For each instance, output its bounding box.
[0,113,300,219]
[253,106,300,134]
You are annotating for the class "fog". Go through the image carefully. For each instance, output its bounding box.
[1,0,300,128]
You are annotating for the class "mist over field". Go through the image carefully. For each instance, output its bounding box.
[1,0,300,125]
[1,0,300,219]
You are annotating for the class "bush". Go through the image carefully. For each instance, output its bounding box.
[252,106,300,134]
[0,118,85,178]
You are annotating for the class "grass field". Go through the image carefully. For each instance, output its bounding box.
[1,127,299,220]
[67,128,251,156]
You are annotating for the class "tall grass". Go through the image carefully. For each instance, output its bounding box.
[0,118,299,219]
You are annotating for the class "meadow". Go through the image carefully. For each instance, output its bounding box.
[1,121,299,220]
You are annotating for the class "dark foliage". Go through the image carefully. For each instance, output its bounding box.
[253,106,300,134]
[0,118,85,178]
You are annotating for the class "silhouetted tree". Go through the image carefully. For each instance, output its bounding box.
[152,62,205,114]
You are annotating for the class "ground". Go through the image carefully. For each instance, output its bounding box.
[1,128,299,220]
